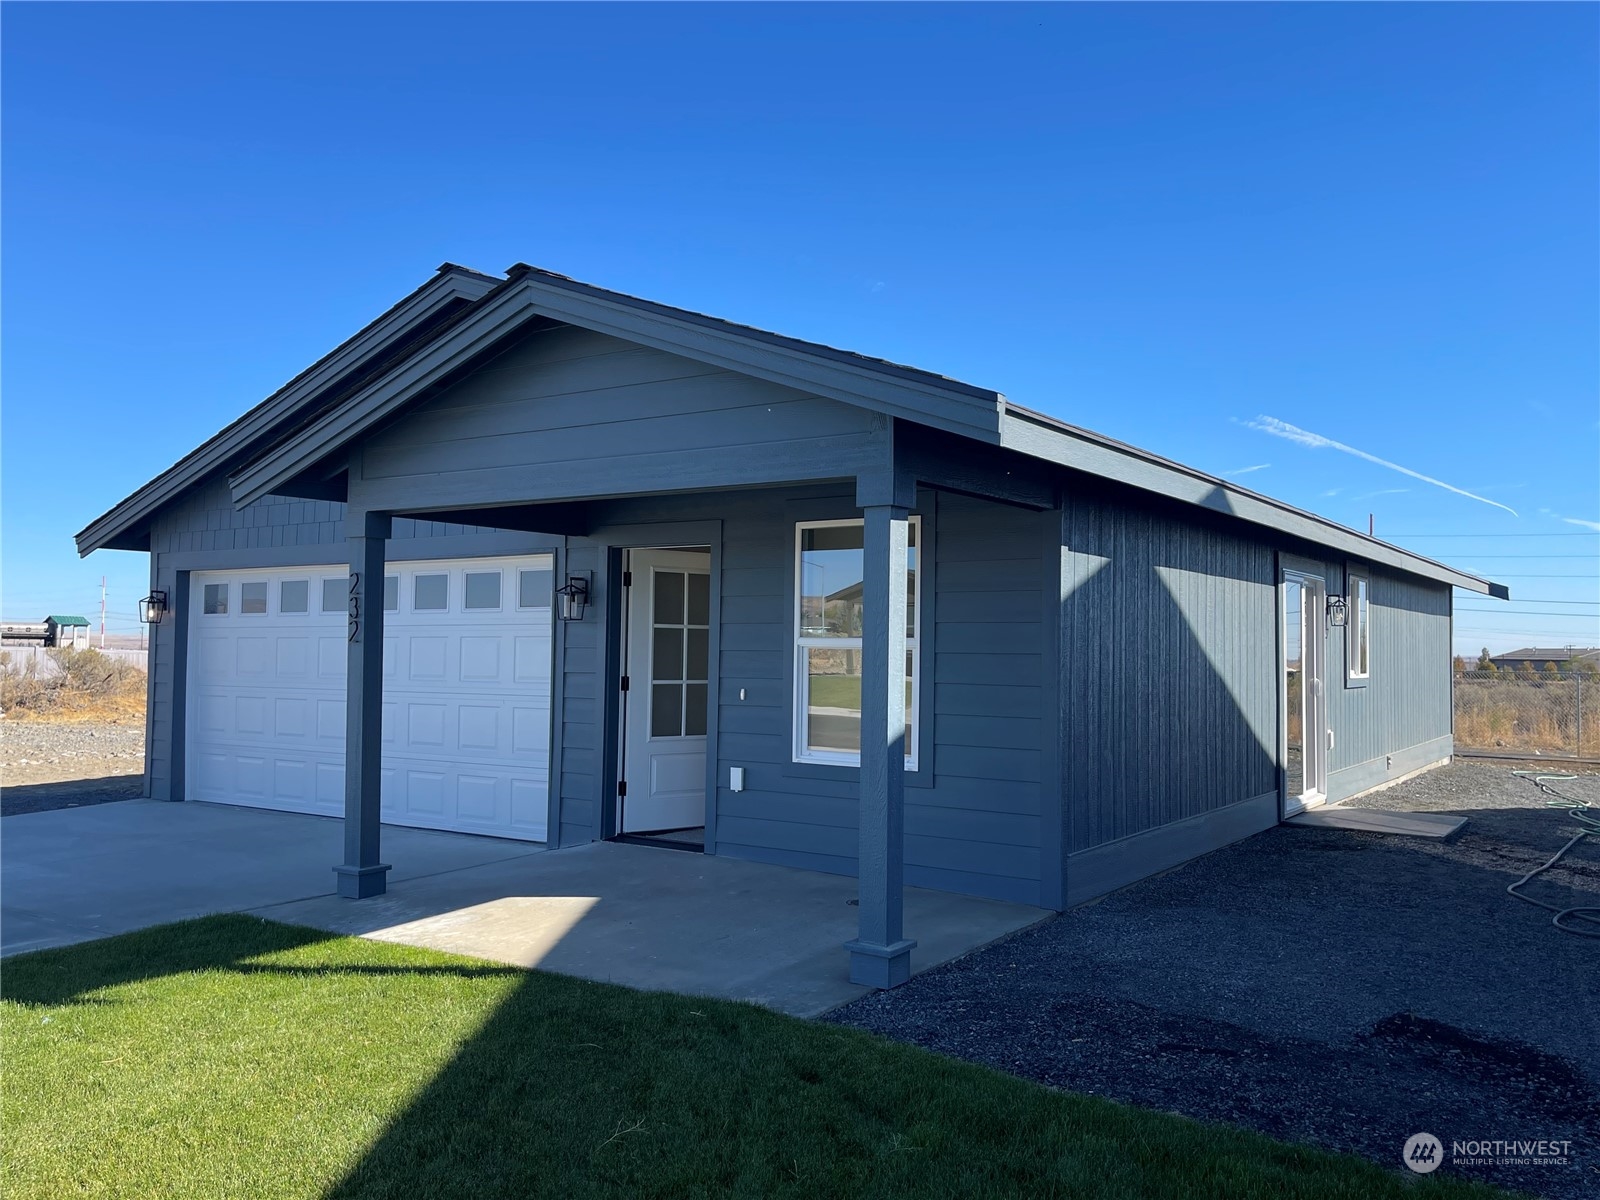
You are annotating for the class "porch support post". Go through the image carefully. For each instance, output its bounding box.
[846,498,916,988]
[335,510,392,899]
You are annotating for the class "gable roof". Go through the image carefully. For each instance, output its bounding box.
[226,264,1007,510]
[45,615,91,626]
[74,264,499,555]
[78,261,1508,601]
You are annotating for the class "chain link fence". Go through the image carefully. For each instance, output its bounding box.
[1455,669,1598,759]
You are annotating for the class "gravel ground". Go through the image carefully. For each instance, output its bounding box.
[1,719,146,816]
[830,761,1600,1200]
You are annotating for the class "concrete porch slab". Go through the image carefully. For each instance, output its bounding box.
[255,841,1048,1017]
[1287,807,1468,838]
[0,799,543,957]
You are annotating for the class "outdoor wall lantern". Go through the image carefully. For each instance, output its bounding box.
[556,573,591,622]
[1326,594,1348,628]
[139,591,169,625]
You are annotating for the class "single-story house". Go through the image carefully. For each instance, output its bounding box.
[1489,647,1599,673]
[77,263,1507,987]
[44,615,91,649]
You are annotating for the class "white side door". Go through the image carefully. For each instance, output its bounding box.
[619,549,711,833]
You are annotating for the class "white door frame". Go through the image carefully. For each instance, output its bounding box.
[615,547,712,836]
[1281,567,1329,816]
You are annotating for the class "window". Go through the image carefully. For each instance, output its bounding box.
[649,569,710,738]
[464,571,501,610]
[414,573,448,611]
[518,569,553,609]
[384,576,398,612]
[1347,568,1370,684]
[321,578,347,614]
[202,583,228,615]
[240,582,268,615]
[793,518,919,768]
[280,580,309,614]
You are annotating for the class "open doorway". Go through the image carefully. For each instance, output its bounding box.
[614,547,712,850]
[1281,568,1328,816]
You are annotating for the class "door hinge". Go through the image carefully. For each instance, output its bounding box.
[620,675,629,693]
[623,570,633,587]
[617,780,627,798]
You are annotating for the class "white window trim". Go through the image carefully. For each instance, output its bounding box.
[1347,568,1371,683]
[792,517,921,770]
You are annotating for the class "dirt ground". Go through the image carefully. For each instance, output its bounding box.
[0,718,146,816]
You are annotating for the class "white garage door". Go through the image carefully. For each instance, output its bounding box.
[187,555,553,841]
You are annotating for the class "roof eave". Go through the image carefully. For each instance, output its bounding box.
[74,265,502,557]
[998,407,1507,599]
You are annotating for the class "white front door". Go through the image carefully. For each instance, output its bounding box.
[187,555,554,841]
[618,548,710,834]
[1282,570,1328,815]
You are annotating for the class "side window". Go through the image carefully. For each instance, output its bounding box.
[1347,569,1370,685]
[202,582,228,615]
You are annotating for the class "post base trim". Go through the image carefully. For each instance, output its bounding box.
[845,937,917,989]
[334,863,392,899]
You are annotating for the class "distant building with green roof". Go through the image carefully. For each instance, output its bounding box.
[44,615,91,649]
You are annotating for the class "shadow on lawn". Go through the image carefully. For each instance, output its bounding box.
[0,914,521,1007]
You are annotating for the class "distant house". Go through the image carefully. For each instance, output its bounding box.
[1490,647,1600,673]
[43,616,91,649]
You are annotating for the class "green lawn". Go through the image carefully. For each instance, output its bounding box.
[3,916,1504,1199]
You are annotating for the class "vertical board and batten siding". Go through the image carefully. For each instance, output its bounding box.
[142,477,488,801]
[352,324,887,508]
[1060,492,1279,855]
[1323,562,1452,799]
[550,487,1046,905]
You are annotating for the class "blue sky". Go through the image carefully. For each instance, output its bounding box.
[3,3,1596,653]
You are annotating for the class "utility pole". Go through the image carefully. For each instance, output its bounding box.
[100,576,107,649]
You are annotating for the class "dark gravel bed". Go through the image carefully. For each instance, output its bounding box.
[830,762,1600,1200]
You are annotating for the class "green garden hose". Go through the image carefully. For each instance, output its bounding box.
[1508,772,1600,939]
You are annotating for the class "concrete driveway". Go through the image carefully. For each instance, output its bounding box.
[2,799,1045,1016]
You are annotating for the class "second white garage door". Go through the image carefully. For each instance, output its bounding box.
[187,554,553,841]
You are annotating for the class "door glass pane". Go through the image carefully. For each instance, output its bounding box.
[280,580,309,614]
[651,683,683,738]
[686,572,710,626]
[654,570,684,626]
[321,578,345,613]
[800,525,864,637]
[1284,581,1304,798]
[805,646,861,753]
[464,571,501,610]
[652,626,684,682]
[684,683,708,737]
[240,582,268,614]
[685,627,709,682]
[203,583,228,615]
[414,574,448,611]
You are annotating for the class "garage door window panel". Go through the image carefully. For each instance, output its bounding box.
[241,582,269,615]
[203,583,228,615]
[280,580,309,614]
[464,571,501,611]
[414,574,448,612]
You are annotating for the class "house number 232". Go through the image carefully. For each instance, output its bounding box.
[348,572,362,643]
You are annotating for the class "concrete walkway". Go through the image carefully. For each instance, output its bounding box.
[3,800,1047,1016]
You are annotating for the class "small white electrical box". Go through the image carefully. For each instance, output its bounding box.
[729,766,745,792]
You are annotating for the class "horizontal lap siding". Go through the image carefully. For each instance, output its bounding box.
[356,325,883,501]
[1062,493,1278,853]
[686,489,1045,905]
[1325,565,1451,774]
[144,478,486,800]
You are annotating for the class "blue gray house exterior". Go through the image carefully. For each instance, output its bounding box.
[77,263,1506,987]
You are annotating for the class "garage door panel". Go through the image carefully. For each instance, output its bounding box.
[188,554,552,841]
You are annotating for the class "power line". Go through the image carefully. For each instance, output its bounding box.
[1426,554,1600,559]
[1457,609,1600,617]
[1462,598,1600,606]
[1385,532,1599,538]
